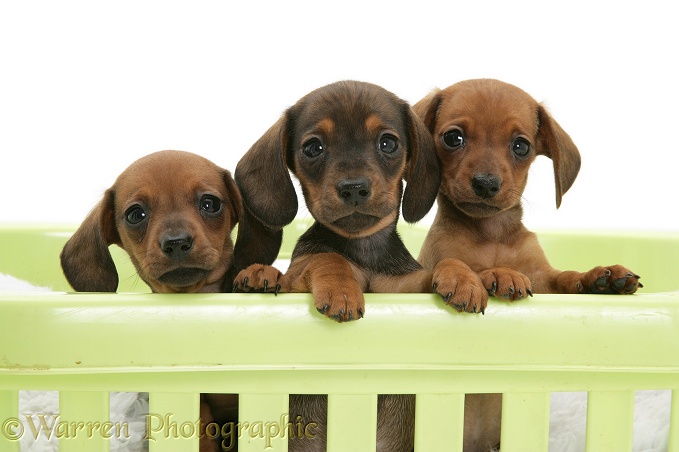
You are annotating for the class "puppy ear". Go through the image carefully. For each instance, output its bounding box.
[60,189,121,292]
[221,169,242,230]
[401,101,442,223]
[233,113,297,269]
[233,207,284,271]
[412,89,442,134]
[536,105,582,208]
[234,115,298,229]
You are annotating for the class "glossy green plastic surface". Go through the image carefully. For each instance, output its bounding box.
[1,223,679,387]
[1,222,678,451]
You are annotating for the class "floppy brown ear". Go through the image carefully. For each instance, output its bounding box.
[233,114,298,270]
[222,169,242,231]
[60,189,121,292]
[401,98,442,223]
[412,89,442,134]
[234,115,298,229]
[536,105,582,208]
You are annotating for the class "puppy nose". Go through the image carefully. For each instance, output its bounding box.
[472,174,501,199]
[337,178,371,206]
[161,234,193,260]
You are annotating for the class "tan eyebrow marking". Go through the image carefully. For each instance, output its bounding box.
[365,114,385,135]
[316,117,335,136]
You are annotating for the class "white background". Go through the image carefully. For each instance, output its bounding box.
[1,1,677,232]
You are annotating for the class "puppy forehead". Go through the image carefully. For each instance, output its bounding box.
[295,83,404,137]
[301,113,399,140]
[439,79,539,134]
[114,151,226,206]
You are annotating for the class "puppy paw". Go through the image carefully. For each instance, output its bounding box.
[432,258,488,314]
[233,264,285,293]
[479,267,533,301]
[578,265,642,294]
[313,278,365,322]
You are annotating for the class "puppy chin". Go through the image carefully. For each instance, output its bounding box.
[147,267,217,293]
[455,202,503,218]
[158,267,210,286]
[444,188,514,219]
[331,212,382,233]
[323,211,397,239]
[142,253,226,293]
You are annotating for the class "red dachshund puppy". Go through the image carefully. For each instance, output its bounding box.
[416,78,641,303]
[60,150,242,293]
[414,78,641,451]
[59,150,241,452]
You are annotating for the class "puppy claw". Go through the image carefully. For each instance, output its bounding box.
[504,286,515,299]
[358,308,364,318]
[580,265,641,294]
[234,264,285,293]
[312,275,365,323]
[432,259,488,314]
[480,267,531,302]
[451,301,466,312]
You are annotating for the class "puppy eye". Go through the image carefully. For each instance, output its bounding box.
[443,129,465,150]
[512,137,531,158]
[200,195,222,214]
[125,205,147,225]
[379,134,399,154]
[302,138,324,158]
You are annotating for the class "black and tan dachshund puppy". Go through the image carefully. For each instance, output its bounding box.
[232,80,485,452]
[232,80,486,320]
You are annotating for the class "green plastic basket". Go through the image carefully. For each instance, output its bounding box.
[1,222,678,451]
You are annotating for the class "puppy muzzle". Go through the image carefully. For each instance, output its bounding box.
[160,233,193,261]
[452,173,505,217]
[336,178,371,207]
[471,174,501,199]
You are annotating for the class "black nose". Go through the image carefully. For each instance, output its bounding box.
[472,174,502,199]
[161,234,193,260]
[336,178,371,206]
